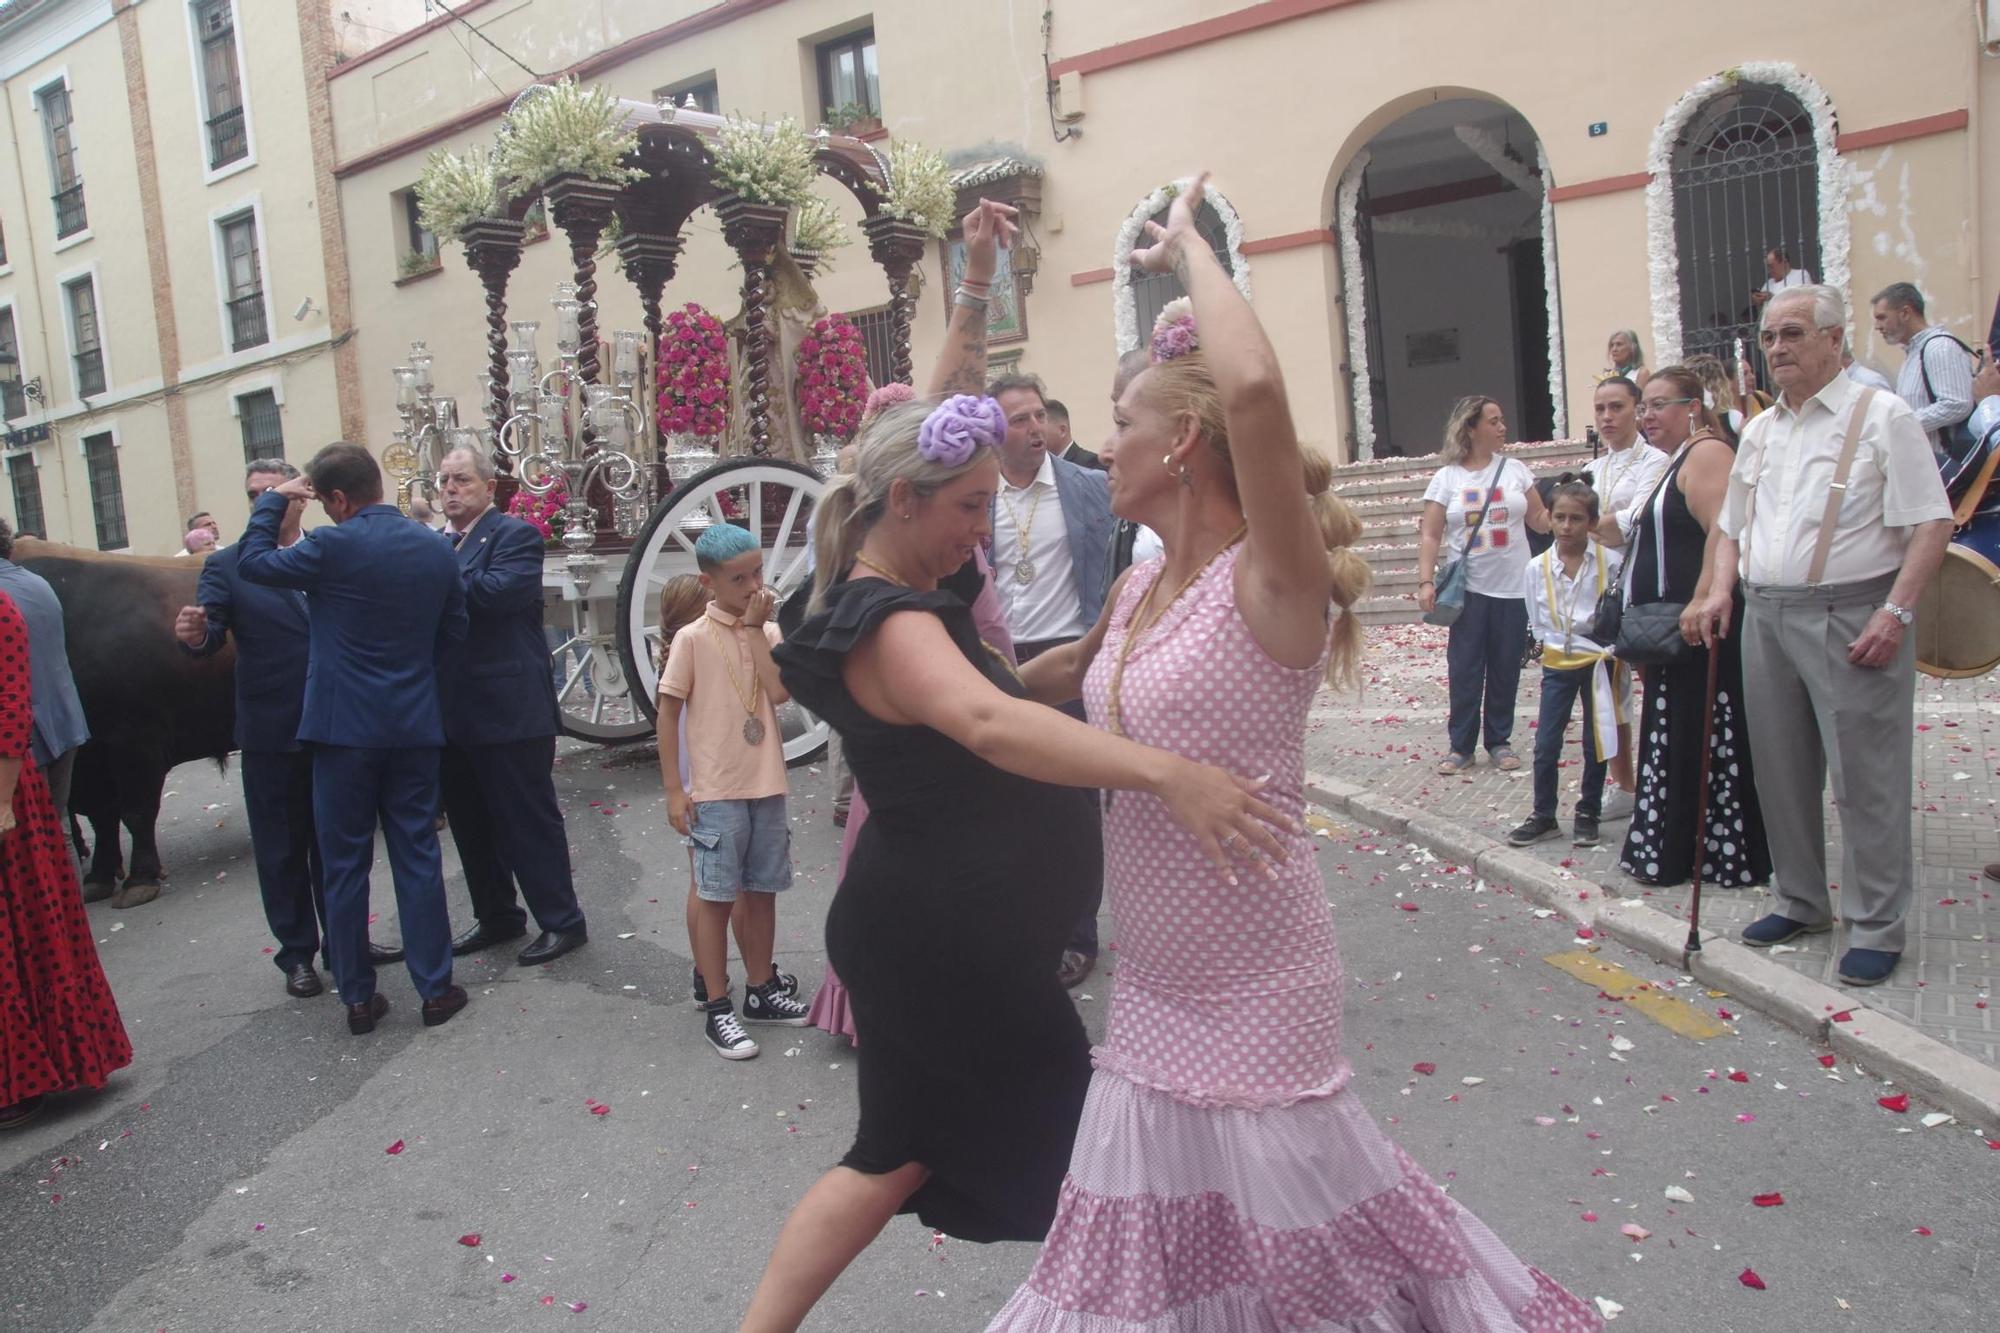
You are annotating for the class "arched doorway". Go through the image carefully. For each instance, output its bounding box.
[1334,98,1559,457]
[1668,82,1822,369]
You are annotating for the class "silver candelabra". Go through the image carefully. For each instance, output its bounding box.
[384,340,485,512]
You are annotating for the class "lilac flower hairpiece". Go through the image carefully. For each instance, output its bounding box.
[1150,297,1200,363]
[918,394,1006,467]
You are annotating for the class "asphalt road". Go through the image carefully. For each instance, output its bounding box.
[3,744,1995,1333]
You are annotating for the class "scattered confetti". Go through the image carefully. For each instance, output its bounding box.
[1751,1192,1784,1208]
[458,1234,482,1248]
[1412,1062,1437,1076]
[1594,1296,1624,1321]
[1877,1093,1910,1114]
[1664,1186,1695,1203]
[1738,1269,1767,1291]
[1912,1227,1932,1237]
[385,1140,405,1155]
[1620,1223,1651,1241]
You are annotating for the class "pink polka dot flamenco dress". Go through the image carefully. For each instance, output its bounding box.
[988,546,1601,1331]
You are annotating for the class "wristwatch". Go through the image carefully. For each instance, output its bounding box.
[1880,601,1914,627]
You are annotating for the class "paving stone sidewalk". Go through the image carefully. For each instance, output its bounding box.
[1302,621,1999,1067]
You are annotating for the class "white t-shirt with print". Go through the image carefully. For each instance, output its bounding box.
[1424,457,1536,599]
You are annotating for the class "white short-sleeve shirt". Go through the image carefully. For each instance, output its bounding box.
[1424,456,1536,599]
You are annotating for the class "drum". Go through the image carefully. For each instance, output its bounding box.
[1914,510,2000,679]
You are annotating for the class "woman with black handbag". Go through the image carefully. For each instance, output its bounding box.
[1600,367,1770,888]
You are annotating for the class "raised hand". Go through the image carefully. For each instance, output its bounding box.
[959,198,1018,288]
[1130,172,1210,276]
[174,605,208,648]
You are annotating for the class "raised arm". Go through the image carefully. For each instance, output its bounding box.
[851,609,1290,877]
[1133,175,1330,615]
[236,485,323,590]
[464,519,546,614]
[925,199,1016,398]
[175,554,234,658]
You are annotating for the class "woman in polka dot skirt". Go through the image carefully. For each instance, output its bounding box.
[0,589,133,1130]
[987,176,1602,1331]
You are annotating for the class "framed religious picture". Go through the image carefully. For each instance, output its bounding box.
[939,235,1027,345]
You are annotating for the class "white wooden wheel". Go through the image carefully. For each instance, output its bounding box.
[615,457,830,766]
[547,577,654,743]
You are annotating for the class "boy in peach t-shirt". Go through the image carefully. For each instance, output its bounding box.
[659,524,809,1059]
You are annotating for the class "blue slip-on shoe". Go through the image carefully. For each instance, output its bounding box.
[1740,913,1832,948]
[1837,948,1900,987]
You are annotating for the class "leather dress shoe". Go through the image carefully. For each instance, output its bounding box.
[422,984,469,1028]
[518,928,587,967]
[369,941,405,965]
[451,922,527,957]
[1057,949,1096,989]
[346,992,389,1035]
[285,963,325,998]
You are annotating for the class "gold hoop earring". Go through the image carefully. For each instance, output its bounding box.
[1163,453,1183,478]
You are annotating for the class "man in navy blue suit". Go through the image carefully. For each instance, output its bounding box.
[433,445,587,967]
[237,442,469,1036]
[174,458,407,999]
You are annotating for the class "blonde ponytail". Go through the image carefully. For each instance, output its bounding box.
[809,474,867,613]
[1301,446,1368,692]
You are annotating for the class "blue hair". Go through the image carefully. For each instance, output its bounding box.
[694,522,759,570]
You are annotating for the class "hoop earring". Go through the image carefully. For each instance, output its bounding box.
[1162,453,1182,477]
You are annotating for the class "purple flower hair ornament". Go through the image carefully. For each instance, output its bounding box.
[1149,296,1200,364]
[918,394,1006,468]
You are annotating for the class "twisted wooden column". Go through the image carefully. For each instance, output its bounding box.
[459,218,526,442]
[544,174,624,390]
[863,216,931,386]
[616,231,685,360]
[716,196,790,456]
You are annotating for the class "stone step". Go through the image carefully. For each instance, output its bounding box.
[1353,593,1419,626]
[1332,449,1598,504]
[1332,439,1588,480]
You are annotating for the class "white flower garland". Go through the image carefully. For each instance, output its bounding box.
[1645,62,1847,365]
[1539,142,1568,440]
[1334,152,1374,457]
[1111,178,1251,353]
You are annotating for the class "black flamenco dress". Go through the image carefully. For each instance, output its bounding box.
[772,568,1099,1243]
[1618,446,1772,888]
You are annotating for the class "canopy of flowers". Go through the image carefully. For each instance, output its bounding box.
[657,303,731,439]
[495,78,642,189]
[508,484,570,543]
[415,143,505,244]
[796,314,871,439]
[880,140,953,239]
[711,115,817,207]
[790,196,852,266]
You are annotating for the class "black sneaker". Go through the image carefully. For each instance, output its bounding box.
[692,965,797,1008]
[1507,814,1561,846]
[1572,815,1600,847]
[702,999,759,1060]
[742,976,811,1025]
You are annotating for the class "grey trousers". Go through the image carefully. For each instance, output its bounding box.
[1740,572,1914,952]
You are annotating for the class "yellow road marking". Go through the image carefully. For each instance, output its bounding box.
[1542,950,1735,1041]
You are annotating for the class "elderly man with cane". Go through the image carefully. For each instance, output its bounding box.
[1688,286,1952,987]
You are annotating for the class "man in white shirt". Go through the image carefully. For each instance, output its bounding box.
[1691,286,1952,987]
[1841,345,1895,393]
[987,372,1114,987]
[1871,281,1978,456]
[1750,247,1812,309]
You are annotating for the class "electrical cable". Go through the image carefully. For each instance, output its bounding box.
[426,0,545,81]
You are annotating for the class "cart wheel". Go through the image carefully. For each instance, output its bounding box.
[549,590,653,743]
[616,457,831,767]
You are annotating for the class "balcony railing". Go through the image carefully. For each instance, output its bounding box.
[208,106,247,169]
[73,349,104,398]
[53,182,87,238]
[228,292,268,351]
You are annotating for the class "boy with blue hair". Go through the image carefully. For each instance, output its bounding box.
[659,523,809,1058]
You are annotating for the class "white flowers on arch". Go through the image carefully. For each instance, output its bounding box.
[1111,178,1252,354]
[1645,62,1848,366]
[1334,152,1376,456]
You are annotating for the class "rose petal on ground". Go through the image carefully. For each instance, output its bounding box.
[1877,1093,1910,1113]
[501,1274,517,1284]
[1919,1112,1953,1128]
[1397,902,1420,912]
[567,1302,588,1312]
[589,1104,611,1117]
[1738,1269,1766,1290]
[1818,1054,1837,1067]
[1594,1296,1624,1321]
[1736,1114,1757,1123]
[1664,1185,1695,1203]
[1620,1223,1651,1241]
[1412,1062,1437,1076]
[1581,1211,1598,1222]
[458,1234,482,1247]
[1727,1071,1749,1083]
[385,1140,405,1155]
[1752,1192,1784,1207]
[1461,1076,1485,1086]
[1912,1227,1932,1236]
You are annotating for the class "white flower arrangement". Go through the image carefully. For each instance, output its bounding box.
[415,143,505,244]
[1645,63,1847,365]
[1538,142,1568,440]
[1111,178,1250,353]
[710,115,817,207]
[880,140,954,238]
[790,196,852,262]
[495,79,642,189]
[1334,153,1374,456]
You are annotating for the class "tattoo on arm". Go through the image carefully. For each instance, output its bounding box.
[1170,247,1192,288]
[927,306,990,397]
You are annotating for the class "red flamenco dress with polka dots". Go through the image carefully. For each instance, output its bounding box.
[989,547,1600,1331]
[0,590,132,1121]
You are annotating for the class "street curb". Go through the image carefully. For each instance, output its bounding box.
[1303,773,2000,1131]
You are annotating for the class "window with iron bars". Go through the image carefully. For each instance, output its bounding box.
[83,432,126,550]
[65,278,104,397]
[38,82,86,238]
[848,305,897,392]
[197,0,248,169]
[219,212,267,350]
[0,308,23,421]
[238,389,283,466]
[7,455,44,540]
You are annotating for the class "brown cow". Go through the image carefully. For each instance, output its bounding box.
[15,539,235,905]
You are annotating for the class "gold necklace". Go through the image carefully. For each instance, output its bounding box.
[1104,523,1248,736]
[998,480,1046,586]
[704,614,767,746]
[854,553,1022,686]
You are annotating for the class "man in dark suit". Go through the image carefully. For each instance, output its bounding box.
[1047,399,1103,471]
[173,459,406,999]
[237,442,469,1036]
[433,446,587,967]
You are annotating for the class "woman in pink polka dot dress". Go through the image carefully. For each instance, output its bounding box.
[990,177,1601,1332]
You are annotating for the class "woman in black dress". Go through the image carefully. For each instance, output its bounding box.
[1603,366,1770,888]
[739,201,1288,1332]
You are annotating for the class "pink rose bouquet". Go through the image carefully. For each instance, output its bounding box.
[507,485,570,545]
[656,302,731,440]
[795,313,871,440]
